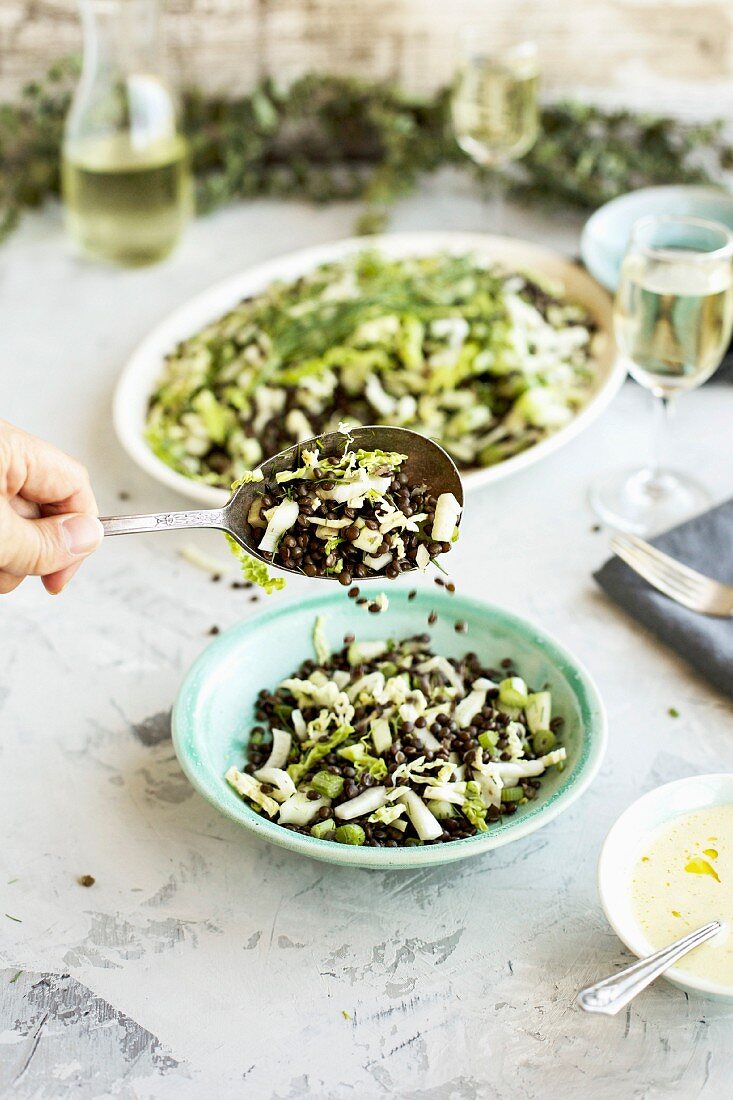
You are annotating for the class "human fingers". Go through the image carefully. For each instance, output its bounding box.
[0,570,24,594]
[0,420,98,516]
[0,501,103,578]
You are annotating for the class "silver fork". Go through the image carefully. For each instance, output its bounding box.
[611,533,733,617]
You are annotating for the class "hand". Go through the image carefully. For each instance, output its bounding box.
[0,420,103,595]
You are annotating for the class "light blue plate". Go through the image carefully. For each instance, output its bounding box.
[172,588,607,869]
[581,185,733,292]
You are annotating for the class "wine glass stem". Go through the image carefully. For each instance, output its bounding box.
[481,170,504,232]
[648,391,674,485]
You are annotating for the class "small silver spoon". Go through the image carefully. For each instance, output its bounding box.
[577,921,722,1015]
[101,425,463,579]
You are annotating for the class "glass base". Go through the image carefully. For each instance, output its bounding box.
[589,466,712,536]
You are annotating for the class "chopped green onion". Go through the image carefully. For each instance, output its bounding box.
[311,771,345,799]
[426,799,456,820]
[334,824,366,845]
[498,677,529,709]
[531,729,556,756]
[525,691,551,734]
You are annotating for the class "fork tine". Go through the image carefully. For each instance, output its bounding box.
[612,550,701,603]
[611,536,708,598]
[610,540,709,611]
[610,539,693,596]
[621,533,714,587]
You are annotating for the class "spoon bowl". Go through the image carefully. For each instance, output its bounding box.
[225,426,464,576]
[101,426,464,580]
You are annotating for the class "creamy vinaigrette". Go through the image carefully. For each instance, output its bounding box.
[630,805,733,984]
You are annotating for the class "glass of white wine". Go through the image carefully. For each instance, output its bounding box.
[62,0,192,266]
[451,28,539,230]
[590,215,733,534]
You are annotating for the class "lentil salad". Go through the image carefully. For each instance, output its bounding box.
[238,438,462,583]
[226,620,567,848]
[145,251,600,488]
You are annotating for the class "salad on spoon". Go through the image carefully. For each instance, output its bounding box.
[101,426,463,588]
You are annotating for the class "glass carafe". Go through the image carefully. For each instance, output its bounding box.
[62,0,191,266]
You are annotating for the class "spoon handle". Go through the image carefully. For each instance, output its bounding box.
[577,921,721,1016]
[101,508,228,537]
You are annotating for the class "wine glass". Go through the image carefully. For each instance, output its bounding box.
[590,214,733,535]
[451,28,539,231]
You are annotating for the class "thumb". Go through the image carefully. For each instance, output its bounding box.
[1,507,104,577]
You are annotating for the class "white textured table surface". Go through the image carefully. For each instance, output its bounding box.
[2,181,733,1099]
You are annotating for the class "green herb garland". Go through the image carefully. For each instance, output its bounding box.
[1,57,731,243]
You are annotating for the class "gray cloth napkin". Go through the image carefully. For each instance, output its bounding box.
[594,498,733,697]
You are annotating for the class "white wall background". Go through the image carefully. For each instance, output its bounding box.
[2,0,733,116]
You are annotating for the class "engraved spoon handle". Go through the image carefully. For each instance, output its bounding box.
[577,921,721,1016]
[101,508,228,537]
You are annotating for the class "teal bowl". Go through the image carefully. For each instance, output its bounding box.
[581,185,733,292]
[172,589,607,868]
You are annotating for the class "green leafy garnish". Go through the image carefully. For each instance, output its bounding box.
[287,726,353,786]
[462,780,488,832]
[312,615,330,665]
[337,740,388,780]
[225,534,285,594]
[355,755,388,781]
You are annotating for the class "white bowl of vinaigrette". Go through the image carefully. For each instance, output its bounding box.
[598,775,733,1002]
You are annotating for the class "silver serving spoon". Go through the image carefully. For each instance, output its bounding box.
[577,921,722,1015]
[101,426,463,579]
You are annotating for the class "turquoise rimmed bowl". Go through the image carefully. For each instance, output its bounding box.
[172,589,607,868]
[581,185,733,292]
